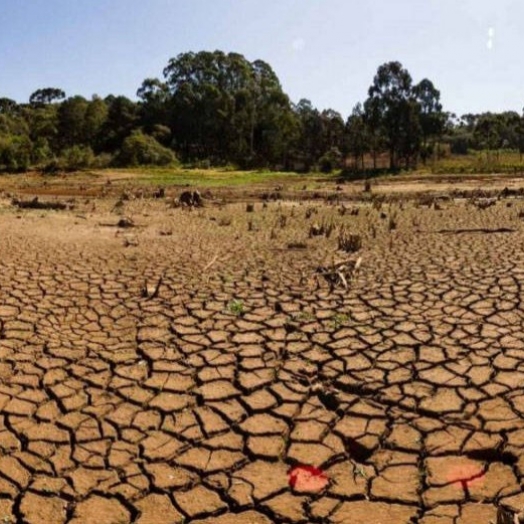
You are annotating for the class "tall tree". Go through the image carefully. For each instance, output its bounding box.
[364,61,420,169]
[29,88,66,107]
[345,103,370,170]
[413,79,445,162]
[137,78,170,135]
[293,99,323,171]
[57,96,90,148]
[0,98,18,115]
[162,50,295,167]
[100,96,138,152]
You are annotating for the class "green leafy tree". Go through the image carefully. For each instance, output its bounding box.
[413,79,445,163]
[345,103,370,170]
[0,134,32,171]
[320,109,345,152]
[162,50,296,167]
[22,103,59,152]
[137,78,170,136]
[518,110,524,161]
[364,61,421,169]
[84,96,108,152]
[101,95,139,151]
[57,96,90,148]
[0,98,18,115]
[293,99,323,171]
[29,88,66,107]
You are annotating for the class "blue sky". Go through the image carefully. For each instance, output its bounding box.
[0,0,522,117]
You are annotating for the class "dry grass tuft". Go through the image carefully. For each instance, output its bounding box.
[338,226,362,253]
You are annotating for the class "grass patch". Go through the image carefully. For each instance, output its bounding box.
[431,150,524,175]
[114,166,337,188]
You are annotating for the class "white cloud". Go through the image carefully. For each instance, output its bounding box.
[292,38,306,52]
[487,26,495,50]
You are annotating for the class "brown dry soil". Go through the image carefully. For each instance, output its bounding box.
[2,172,524,523]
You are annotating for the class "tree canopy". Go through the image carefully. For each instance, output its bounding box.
[0,52,523,173]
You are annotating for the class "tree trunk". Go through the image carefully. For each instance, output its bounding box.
[390,148,395,170]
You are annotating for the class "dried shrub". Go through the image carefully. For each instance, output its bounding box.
[180,190,203,208]
[153,187,165,199]
[218,217,232,227]
[305,207,317,219]
[372,197,384,211]
[316,256,362,291]
[326,194,339,205]
[309,218,335,238]
[338,227,362,253]
[287,242,307,250]
[388,214,398,231]
[474,198,496,210]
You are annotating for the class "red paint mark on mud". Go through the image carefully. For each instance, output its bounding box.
[288,465,329,493]
[446,464,485,489]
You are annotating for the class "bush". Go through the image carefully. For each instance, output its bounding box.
[92,153,113,169]
[116,130,177,167]
[318,147,343,173]
[60,145,95,171]
[0,135,32,172]
[31,138,53,167]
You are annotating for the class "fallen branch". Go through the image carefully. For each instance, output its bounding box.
[437,228,515,235]
[316,256,362,291]
[141,274,164,300]
[203,253,219,272]
[12,197,68,210]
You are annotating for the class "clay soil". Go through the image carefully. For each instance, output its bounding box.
[2,172,524,523]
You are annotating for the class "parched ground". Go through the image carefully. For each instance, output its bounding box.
[2,173,524,523]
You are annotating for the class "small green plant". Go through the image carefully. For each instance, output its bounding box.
[295,311,315,322]
[228,299,244,316]
[331,313,350,329]
[354,464,368,479]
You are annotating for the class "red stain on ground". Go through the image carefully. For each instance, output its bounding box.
[446,464,485,489]
[288,465,329,493]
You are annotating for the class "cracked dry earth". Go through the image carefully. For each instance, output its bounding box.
[2,194,524,524]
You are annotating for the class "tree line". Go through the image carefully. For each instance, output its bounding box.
[1,50,524,173]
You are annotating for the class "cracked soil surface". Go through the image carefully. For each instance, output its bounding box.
[1,176,524,523]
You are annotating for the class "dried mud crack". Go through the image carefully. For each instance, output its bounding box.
[1,190,524,524]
